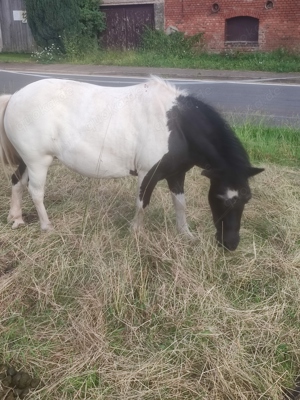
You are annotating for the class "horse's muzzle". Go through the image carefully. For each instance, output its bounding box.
[216,232,240,251]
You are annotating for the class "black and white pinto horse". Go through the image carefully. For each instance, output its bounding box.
[0,77,263,250]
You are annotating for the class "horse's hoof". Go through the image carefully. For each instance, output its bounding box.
[7,214,16,223]
[131,227,142,236]
[130,221,143,234]
[187,235,198,243]
[11,219,25,229]
[179,229,197,242]
[41,224,54,232]
[7,215,25,229]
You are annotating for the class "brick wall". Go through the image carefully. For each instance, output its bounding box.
[164,0,300,51]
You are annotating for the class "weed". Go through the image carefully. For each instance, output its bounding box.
[31,43,62,64]
[63,35,99,62]
[140,28,204,58]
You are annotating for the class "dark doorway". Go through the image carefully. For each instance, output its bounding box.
[100,4,154,49]
[225,16,259,43]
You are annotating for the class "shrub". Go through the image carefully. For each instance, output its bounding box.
[141,28,204,58]
[25,0,81,52]
[25,0,105,54]
[79,0,105,39]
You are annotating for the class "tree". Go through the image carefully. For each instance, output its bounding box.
[79,0,105,39]
[25,0,105,53]
[25,0,80,51]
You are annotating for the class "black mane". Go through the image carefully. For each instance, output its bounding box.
[167,94,251,183]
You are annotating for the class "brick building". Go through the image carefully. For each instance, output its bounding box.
[164,0,300,51]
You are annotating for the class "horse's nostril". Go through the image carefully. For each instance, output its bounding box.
[224,239,239,251]
[224,242,234,251]
[215,233,239,251]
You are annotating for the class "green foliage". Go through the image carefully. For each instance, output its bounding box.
[63,0,106,60]
[25,0,81,51]
[141,28,204,58]
[25,0,105,54]
[79,0,105,38]
[63,34,100,61]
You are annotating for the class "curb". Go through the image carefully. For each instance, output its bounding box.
[1,62,300,84]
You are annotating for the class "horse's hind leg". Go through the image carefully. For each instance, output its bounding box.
[167,172,194,239]
[27,156,54,231]
[8,159,29,229]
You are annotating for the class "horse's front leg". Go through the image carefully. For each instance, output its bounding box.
[8,160,28,229]
[167,172,195,239]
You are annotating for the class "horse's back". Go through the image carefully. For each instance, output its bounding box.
[4,78,181,178]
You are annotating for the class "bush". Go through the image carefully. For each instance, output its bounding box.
[63,34,100,61]
[79,0,105,38]
[140,28,204,58]
[25,0,81,51]
[25,0,105,55]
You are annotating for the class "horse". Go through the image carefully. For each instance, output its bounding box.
[0,76,263,250]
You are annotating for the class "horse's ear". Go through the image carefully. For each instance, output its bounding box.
[247,167,265,177]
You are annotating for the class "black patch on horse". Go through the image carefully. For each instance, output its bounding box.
[165,94,263,251]
[130,169,138,176]
[167,95,252,182]
[12,159,26,185]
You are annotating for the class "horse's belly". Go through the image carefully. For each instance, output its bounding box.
[59,144,133,179]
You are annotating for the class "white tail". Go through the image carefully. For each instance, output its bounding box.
[0,94,20,167]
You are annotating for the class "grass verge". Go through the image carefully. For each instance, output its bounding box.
[88,48,300,73]
[0,124,300,399]
[1,48,300,73]
[236,124,300,166]
[0,53,33,63]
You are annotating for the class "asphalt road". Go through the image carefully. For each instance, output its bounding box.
[0,69,299,127]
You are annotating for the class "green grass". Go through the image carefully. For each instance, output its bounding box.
[0,52,33,63]
[236,124,300,166]
[0,123,300,399]
[1,48,300,72]
[65,48,300,73]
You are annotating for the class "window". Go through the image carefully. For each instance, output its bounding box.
[225,16,259,44]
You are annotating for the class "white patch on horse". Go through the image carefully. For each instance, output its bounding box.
[171,192,194,239]
[217,189,239,201]
[132,199,144,233]
[226,189,239,199]
[15,76,178,180]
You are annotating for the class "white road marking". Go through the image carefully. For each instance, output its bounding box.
[1,69,300,87]
[224,111,300,121]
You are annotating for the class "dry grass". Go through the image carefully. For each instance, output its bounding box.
[0,161,300,399]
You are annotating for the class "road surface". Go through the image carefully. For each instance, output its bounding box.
[0,69,299,127]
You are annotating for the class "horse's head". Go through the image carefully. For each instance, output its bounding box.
[202,167,264,251]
